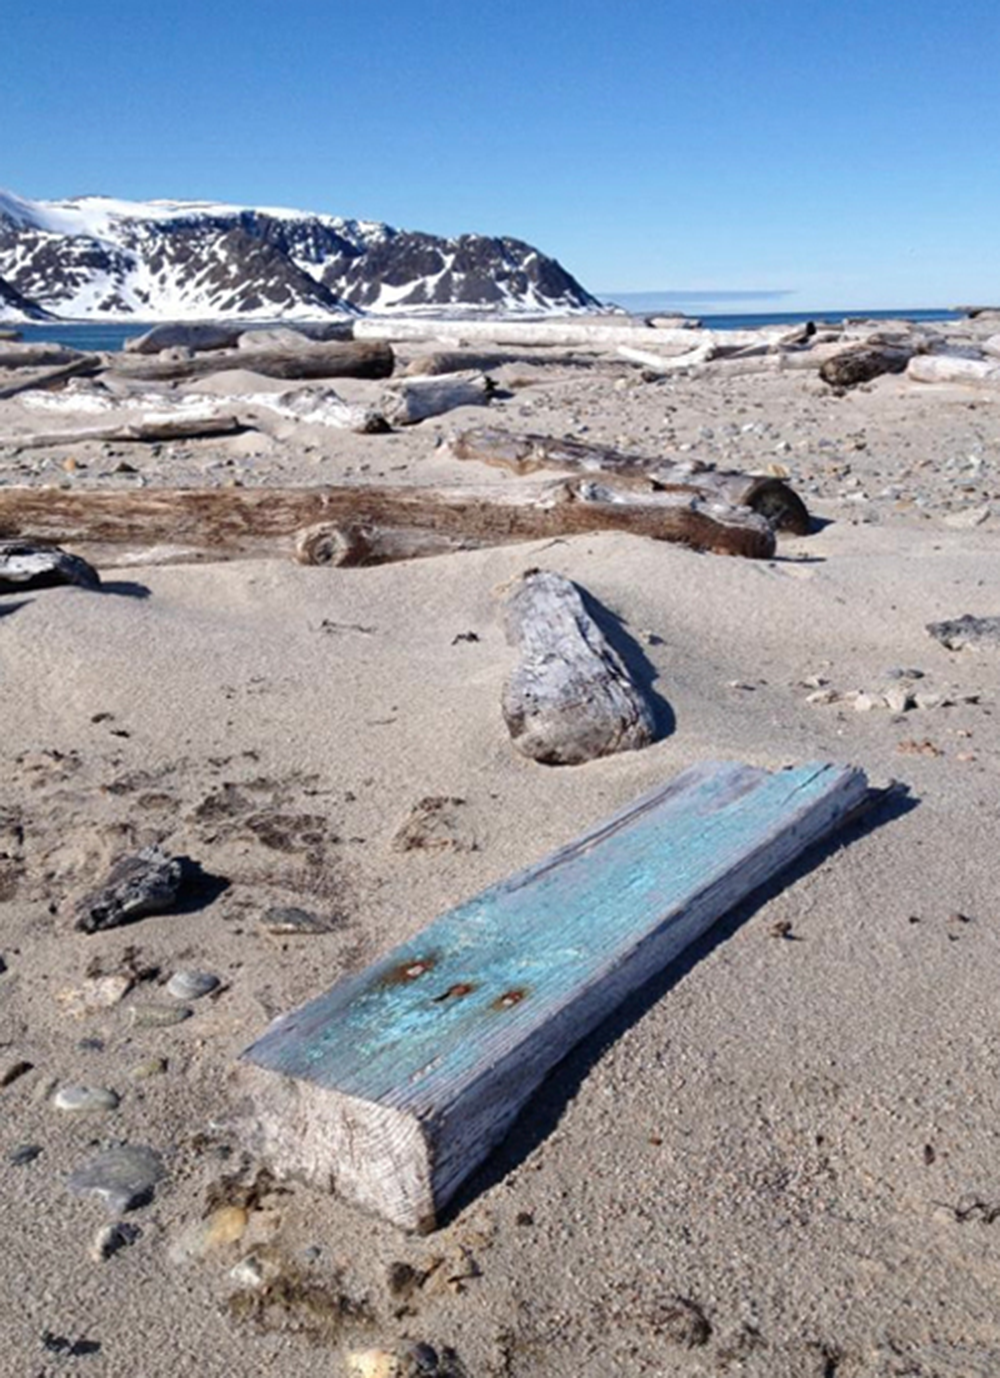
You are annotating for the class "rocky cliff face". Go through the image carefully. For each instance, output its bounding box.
[0,190,599,321]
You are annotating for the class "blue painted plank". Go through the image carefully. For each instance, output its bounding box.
[240,760,868,1229]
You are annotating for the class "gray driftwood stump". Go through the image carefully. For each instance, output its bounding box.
[501,569,656,765]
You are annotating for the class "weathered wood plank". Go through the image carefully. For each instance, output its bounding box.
[0,413,242,450]
[237,759,869,1231]
[501,569,656,763]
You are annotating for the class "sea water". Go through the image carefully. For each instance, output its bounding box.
[7,307,963,354]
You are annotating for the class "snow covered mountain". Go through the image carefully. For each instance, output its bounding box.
[0,189,599,322]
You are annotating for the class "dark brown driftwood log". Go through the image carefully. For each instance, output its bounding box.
[101,339,394,383]
[0,476,776,568]
[451,427,810,535]
[501,570,656,764]
[0,354,104,401]
[819,344,915,388]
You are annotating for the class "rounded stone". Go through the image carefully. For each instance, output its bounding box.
[68,1144,166,1213]
[52,1084,120,1113]
[130,1003,192,1028]
[166,970,219,1001]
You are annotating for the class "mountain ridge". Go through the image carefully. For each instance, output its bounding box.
[0,190,599,322]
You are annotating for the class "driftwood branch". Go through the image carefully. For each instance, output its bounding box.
[101,339,395,383]
[501,570,656,764]
[450,427,810,534]
[820,343,917,387]
[401,349,588,377]
[0,477,777,569]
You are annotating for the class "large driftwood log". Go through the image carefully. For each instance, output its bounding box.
[0,413,242,451]
[0,354,104,401]
[617,342,718,373]
[906,355,1000,388]
[102,339,394,383]
[380,371,492,425]
[237,760,869,1230]
[123,321,355,354]
[450,427,810,534]
[355,317,805,351]
[501,570,656,764]
[0,476,777,569]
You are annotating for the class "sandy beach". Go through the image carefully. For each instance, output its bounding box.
[2,318,1000,1376]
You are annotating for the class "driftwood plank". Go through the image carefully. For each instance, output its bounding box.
[237,759,869,1231]
[0,477,777,568]
[501,570,655,764]
[0,413,242,451]
[0,354,104,401]
[451,426,810,535]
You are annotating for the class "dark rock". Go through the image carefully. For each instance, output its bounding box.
[926,614,1000,652]
[8,1143,42,1165]
[0,539,100,595]
[74,845,183,933]
[67,1143,166,1212]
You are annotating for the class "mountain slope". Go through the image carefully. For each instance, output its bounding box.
[0,190,599,321]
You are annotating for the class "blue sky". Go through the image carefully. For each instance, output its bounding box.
[3,0,998,310]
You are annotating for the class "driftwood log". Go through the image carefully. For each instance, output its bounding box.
[450,427,810,534]
[123,321,355,354]
[0,413,242,451]
[237,760,869,1231]
[380,371,492,425]
[101,339,394,383]
[906,355,1000,388]
[0,354,104,401]
[501,570,656,764]
[401,350,587,378]
[820,343,916,388]
[0,477,777,569]
[0,343,90,369]
[355,317,806,351]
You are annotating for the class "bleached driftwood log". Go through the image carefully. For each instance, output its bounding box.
[0,355,104,401]
[234,386,388,434]
[0,413,242,450]
[101,339,394,383]
[380,371,492,425]
[402,349,586,377]
[820,343,916,387]
[982,335,1000,360]
[0,476,777,569]
[617,342,718,373]
[355,317,802,352]
[906,355,1000,388]
[450,427,810,534]
[501,570,656,765]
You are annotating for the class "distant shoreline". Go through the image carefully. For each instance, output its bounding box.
[7,306,965,354]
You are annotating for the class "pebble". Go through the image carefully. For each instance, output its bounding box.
[89,1221,141,1262]
[229,1254,266,1289]
[8,1143,43,1166]
[261,905,334,936]
[884,686,914,714]
[805,688,838,706]
[52,1084,120,1113]
[129,1056,168,1081]
[885,667,925,680]
[130,1002,192,1028]
[68,1144,166,1212]
[166,970,219,1001]
[58,974,133,1017]
[169,1205,248,1262]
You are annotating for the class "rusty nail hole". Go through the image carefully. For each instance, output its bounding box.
[493,988,526,1010]
[432,982,476,1003]
[382,957,435,985]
